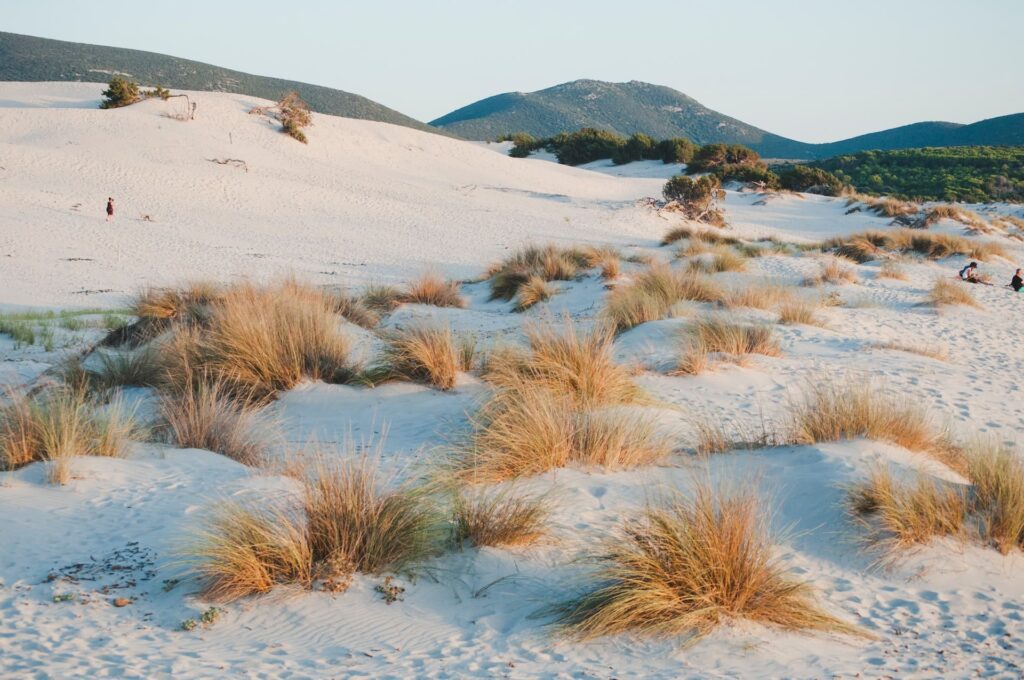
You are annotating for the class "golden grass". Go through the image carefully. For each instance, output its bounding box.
[788,381,959,468]
[452,486,552,547]
[675,316,781,373]
[557,483,859,640]
[158,379,275,466]
[453,374,669,482]
[187,450,444,602]
[722,283,796,310]
[361,283,404,314]
[514,275,556,311]
[487,320,643,407]
[134,281,221,323]
[919,205,988,231]
[297,454,444,575]
[580,245,622,280]
[847,466,967,559]
[487,244,586,301]
[865,197,919,218]
[661,226,741,247]
[0,387,143,483]
[927,279,980,308]
[778,299,823,326]
[603,264,723,332]
[963,441,1024,554]
[161,280,357,403]
[869,341,948,361]
[688,249,748,273]
[877,260,907,280]
[402,271,466,308]
[802,257,859,286]
[330,290,379,328]
[824,229,1006,263]
[186,499,314,602]
[370,323,460,390]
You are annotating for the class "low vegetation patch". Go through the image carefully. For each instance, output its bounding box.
[869,341,948,361]
[187,452,444,602]
[788,381,958,469]
[778,299,824,326]
[514,276,556,311]
[401,272,466,308]
[158,379,276,466]
[662,175,726,226]
[487,244,587,302]
[675,316,781,373]
[452,486,552,548]
[823,229,1006,263]
[802,257,859,286]
[556,483,858,640]
[927,279,980,308]
[369,324,461,390]
[0,387,143,484]
[603,264,722,332]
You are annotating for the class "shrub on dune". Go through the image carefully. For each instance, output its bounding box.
[723,283,795,310]
[487,244,587,302]
[788,381,958,467]
[402,271,466,308]
[187,451,444,602]
[603,264,723,332]
[187,499,314,602]
[0,387,143,484]
[361,283,404,314]
[557,483,858,640]
[803,257,859,286]
[778,299,823,326]
[369,323,460,390]
[927,279,979,308]
[847,466,967,559]
[330,290,379,328]
[454,375,668,482]
[877,260,907,280]
[514,276,557,312]
[963,441,1024,554]
[158,379,275,466]
[167,281,357,403]
[688,249,747,273]
[677,316,781,372]
[452,486,552,548]
[824,229,1005,263]
[487,320,644,407]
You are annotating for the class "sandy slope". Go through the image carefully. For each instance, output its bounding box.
[2,83,1024,679]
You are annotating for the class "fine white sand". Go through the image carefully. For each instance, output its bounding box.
[2,82,1024,679]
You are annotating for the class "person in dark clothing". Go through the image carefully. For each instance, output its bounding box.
[106,197,115,222]
[1012,268,1023,292]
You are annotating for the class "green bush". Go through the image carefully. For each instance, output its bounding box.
[612,133,657,165]
[655,137,697,164]
[100,77,141,109]
[662,175,726,225]
[549,128,628,166]
[716,163,781,189]
[688,143,760,173]
[509,132,539,158]
[813,147,1024,202]
[778,165,846,195]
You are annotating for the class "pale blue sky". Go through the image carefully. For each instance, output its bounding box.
[4,0,1022,142]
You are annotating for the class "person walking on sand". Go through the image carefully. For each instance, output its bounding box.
[106,197,115,222]
[1012,268,1023,292]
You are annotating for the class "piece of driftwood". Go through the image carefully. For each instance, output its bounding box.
[206,158,248,172]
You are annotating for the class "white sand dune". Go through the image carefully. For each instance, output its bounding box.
[2,83,1024,679]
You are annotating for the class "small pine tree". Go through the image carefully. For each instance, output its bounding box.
[100,77,141,109]
[278,91,312,143]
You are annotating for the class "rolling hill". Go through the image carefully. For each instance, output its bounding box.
[431,79,1024,159]
[0,31,442,135]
